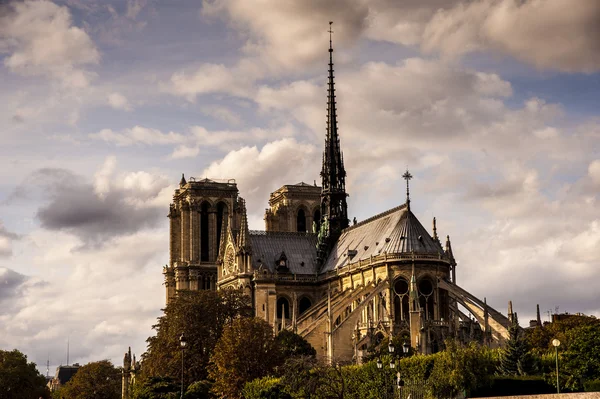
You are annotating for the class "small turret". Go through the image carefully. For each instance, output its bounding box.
[179,173,187,187]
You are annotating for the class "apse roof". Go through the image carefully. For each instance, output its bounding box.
[321,204,444,272]
[249,231,319,275]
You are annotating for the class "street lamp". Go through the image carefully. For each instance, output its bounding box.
[552,339,560,394]
[180,333,187,399]
[402,341,409,356]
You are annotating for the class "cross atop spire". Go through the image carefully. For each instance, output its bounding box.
[328,21,333,52]
[402,169,413,210]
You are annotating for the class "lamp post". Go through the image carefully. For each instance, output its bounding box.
[377,342,398,399]
[180,333,187,399]
[552,339,560,394]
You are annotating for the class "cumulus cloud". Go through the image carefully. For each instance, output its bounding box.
[0,0,100,87]
[0,223,19,258]
[107,92,133,111]
[202,138,318,216]
[90,126,187,147]
[11,159,172,247]
[420,0,600,73]
[202,0,368,70]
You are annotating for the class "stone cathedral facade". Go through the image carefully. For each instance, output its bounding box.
[162,31,511,363]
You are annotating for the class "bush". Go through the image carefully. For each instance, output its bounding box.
[471,376,555,397]
[584,379,600,392]
[243,377,291,399]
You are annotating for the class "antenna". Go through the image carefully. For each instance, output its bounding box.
[66,337,69,366]
[46,356,50,378]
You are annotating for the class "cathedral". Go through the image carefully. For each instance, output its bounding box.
[161,26,512,363]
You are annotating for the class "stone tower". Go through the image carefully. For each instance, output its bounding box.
[264,182,322,232]
[319,22,348,259]
[163,176,245,303]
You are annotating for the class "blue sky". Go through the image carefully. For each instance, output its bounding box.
[1,0,599,372]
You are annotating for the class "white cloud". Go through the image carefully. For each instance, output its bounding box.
[107,92,133,111]
[421,0,600,72]
[0,0,100,87]
[589,160,600,186]
[90,126,187,147]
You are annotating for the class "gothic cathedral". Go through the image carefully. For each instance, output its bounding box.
[162,27,511,363]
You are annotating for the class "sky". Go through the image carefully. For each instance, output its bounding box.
[0,0,599,373]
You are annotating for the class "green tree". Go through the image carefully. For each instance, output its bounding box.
[0,349,50,399]
[132,376,179,399]
[209,317,282,398]
[560,324,600,390]
[429,340,495,398]
[140,289,252,386]
[275,330,316,359]
[243,376,291,399]
[499,314,534,376]
[60,360,120,399]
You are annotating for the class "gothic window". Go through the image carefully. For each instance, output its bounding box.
[393,278,410,322]
[298,296,312,315]
[296,208,306,232]
[313,209,321,232]
[276,297,290,319]
[200,202,210,262]
[418,278,435,320]
[216,202,227,255]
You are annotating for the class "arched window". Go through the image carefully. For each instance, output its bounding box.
[418,278,435,320]
[200,202,210,262]
[299,297,312,315]
[216,202,227,255]
[393,278,410,321]
[277,297,290,319]
[297,208,306,232]
[313,209,321,232]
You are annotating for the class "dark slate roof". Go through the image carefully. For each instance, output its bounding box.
[55,365,79,385]
[249,231,319,274]
[321,204,444,272]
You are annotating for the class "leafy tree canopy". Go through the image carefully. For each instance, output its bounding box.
[61,360,120,399]
[209,317,282,399]
[132,376,179,399]
[0,349,50,399]
[140,289,252,385]
[275,330,316,359]
[499,314,535,376]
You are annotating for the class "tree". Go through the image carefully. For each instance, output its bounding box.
[209,317,282,398]
[0,349,50,399]
[275,330,316,359]
[429,340,495,398]
[561,324,600,390]
[60,360,120,399]
[132,376,179,399]
[499,314,534,376]
[140,289,252,386]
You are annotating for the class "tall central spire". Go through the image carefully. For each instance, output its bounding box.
[319,21,348,258]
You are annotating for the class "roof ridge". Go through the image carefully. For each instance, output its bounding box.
[249,230,318,237]
[342,203,407,233]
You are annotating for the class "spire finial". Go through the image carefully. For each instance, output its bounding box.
[328,21,333,52]
[433,217,438,240]
[402,169,413,209]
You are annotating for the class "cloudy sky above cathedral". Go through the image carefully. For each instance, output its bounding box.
[1,0,599,371]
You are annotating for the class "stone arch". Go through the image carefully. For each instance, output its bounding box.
[313,207,321,232]
[216,201,228,255]
[393,277,410,322]
[418,276,435,320]
[276,296,291,319]
[200,201,211,262]
[298,296,312,315]
[295,204,309,233]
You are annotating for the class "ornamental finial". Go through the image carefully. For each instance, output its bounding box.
[328,21,333,52]
[402,169,413,210]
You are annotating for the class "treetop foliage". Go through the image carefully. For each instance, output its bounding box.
[0,349,50,399]
[60,360,121,399]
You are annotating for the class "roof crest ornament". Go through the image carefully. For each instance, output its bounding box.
[402,169,413,210]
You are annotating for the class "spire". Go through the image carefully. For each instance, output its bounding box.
[432,217,438,241]
[238,197,250,252]
[445,235,455,263]
[508,300,514,323]
[402,170,413,210]
[319,21,348,260]
[179,173,186,187]
[536,304,542,327]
